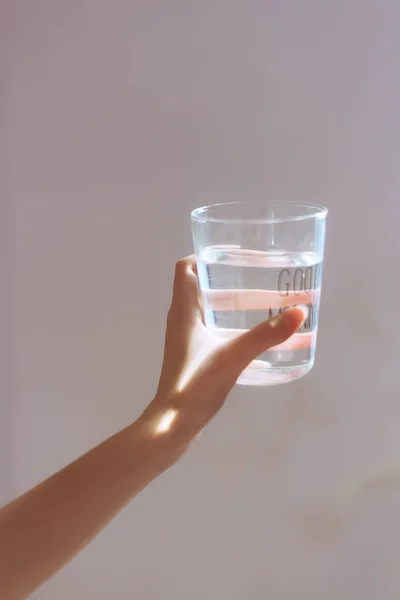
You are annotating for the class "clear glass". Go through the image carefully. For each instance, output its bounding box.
[191,202,328,386]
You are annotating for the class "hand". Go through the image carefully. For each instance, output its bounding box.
[0,256,305,599]
[142,256,305,455]
[0,256,304,600]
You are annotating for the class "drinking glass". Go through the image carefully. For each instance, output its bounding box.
[191,202,328,386]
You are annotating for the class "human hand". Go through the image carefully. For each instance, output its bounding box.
[0,256,305,600]
[141,256,304,457]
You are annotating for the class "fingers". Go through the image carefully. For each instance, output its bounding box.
[169,256,200,323]
[202,288,319,311]
[157,256,201,398]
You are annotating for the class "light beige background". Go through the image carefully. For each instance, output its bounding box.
[2,1,400,598]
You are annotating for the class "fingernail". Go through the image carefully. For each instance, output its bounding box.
[269,307,305,328]
[295,305,308,324]
[269,313,285,328]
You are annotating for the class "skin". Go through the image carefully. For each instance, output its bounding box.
[0,256,304,600]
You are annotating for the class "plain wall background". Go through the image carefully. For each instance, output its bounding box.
[3,1,400,598]
[1,0,14,507]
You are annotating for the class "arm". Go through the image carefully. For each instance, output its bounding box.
[0,416,181,600]
[0,257,304,600]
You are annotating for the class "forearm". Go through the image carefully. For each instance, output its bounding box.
[0,408,180,600]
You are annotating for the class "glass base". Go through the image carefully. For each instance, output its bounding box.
[237,360,314,387]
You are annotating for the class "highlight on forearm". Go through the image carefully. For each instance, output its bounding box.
[154,409,178,434]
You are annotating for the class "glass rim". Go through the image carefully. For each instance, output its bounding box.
[191,201,328,225]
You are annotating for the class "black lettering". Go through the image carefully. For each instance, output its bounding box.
[278,269,290,297]
[305,303,313,330]
[304,266,313,294]
[293,268,303,296]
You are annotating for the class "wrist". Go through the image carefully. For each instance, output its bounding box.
[131,402,189,472]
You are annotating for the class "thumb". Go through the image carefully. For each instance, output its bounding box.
[184,308,306,405]
[224,307,305,375]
